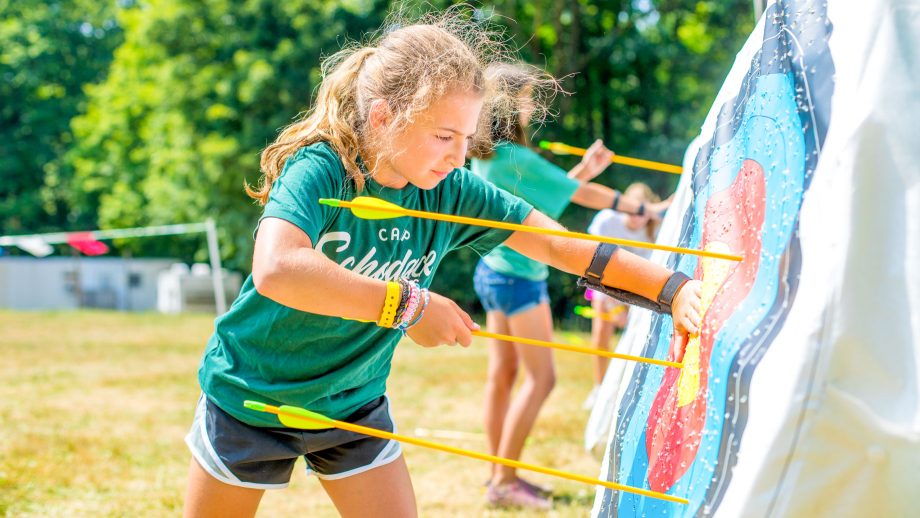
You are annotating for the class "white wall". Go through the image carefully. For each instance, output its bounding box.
[0,257,176,311]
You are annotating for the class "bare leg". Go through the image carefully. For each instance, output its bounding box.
[483,310,517,480]
[183,458,264,518]
[319,454,417,518]
[492,302,556,485]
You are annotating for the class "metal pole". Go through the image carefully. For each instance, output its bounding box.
[205,218,227,315]
[753,0,766,21]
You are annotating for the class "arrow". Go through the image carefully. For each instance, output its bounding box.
[343,316,681,368]
[475,330,680,368]
[573,304,627,322]
[319,197,742,262]
[243,400,689,504]
[539,141,683,175]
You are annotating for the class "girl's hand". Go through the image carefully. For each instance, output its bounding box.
[578,139,614,181]
[669,279,702,362]
[647,196,674,221]
[406,292,479,348]
[671,279,702,334]
[647,200,670,221]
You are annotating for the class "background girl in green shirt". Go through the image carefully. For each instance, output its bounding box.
[468,63,672,509]
[183,13,701,518]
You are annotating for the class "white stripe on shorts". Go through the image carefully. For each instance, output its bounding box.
[307,396,403,481]
[185,394,290,490]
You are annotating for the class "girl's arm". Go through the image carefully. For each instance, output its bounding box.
[562,140,658,219]
[253,217,478,346]
[569,182,652,217]
[566,139,613,182]
[502,210,701,334]
[253,218,385,321]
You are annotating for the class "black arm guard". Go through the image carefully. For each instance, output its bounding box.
[577,243,692,314]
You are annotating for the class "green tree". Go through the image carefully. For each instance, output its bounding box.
[66,0,388,267]
[428,1,754,318]
[57,0,754,315]
[0,0,121,235]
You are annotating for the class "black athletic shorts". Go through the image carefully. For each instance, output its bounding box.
[185,394,401,489]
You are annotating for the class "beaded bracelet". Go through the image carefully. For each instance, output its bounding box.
[394,282,428,336]
[396,283,421,330]
[393,278,415,326]
[404,288,430,332]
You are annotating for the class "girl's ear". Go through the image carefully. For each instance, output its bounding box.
[368,99,392,130]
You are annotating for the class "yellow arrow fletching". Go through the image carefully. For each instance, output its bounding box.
[277,405,335,430]
[319,197,405,220]
[244,400,334,430]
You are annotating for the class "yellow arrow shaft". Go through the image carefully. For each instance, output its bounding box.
[344,316,676,366]
[548,142,683,174]
[340,200,742,262]
[474,330,680,368]
[258,404,688,504]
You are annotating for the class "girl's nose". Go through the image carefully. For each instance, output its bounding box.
[447,140,468,168]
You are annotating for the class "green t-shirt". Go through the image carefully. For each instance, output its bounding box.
[470,142,580,281]
[199,142,533,426]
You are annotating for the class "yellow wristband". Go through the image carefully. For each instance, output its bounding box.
[377,281,401,328]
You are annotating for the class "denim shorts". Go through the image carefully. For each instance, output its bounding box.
[473,260,549,317]
[185,394,401,489]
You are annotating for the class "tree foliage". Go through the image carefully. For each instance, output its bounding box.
[0,0,121,234]
[65,0,388,265]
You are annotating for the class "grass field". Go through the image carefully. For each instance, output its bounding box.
[0,310,610,517]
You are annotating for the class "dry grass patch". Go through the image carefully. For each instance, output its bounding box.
[0,310,608,517]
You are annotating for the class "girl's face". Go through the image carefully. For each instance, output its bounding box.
[624,186,651,230]
[625,211,651,231]
[372,89,484,190]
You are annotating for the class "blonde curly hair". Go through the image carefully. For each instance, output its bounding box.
[249,7,554,203]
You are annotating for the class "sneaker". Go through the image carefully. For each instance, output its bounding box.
[517,476,553,497]
[486,480,552,510]
[485,476,553,497]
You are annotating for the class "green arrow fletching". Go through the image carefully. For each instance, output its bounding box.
[318,199,342,208]
[244,400,335,430]
[243,400,267,412]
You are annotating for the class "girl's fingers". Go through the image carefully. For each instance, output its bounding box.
[456,326,473,347]
[684,316,700,335]
[671,330,688,363]
[457,307,478,331]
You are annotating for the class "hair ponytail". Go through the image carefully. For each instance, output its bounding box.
[249,47,377,204]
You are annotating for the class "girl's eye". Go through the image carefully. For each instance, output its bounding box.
[436,135,452,142]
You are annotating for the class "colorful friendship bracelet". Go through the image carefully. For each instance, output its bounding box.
[393,278,413,325]
[397,285,421,329]
[396,278,411,315]
[404,288,430,332]
[379,278,432,335]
